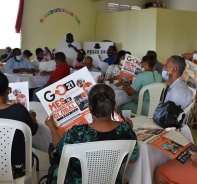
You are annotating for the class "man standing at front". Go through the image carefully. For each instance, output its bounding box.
[55,33,81,65]
[162,55,193,109]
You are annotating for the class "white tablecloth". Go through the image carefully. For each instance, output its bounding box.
[109,84,138,107]
[124,116,194,184]
[5,73,50,88]
[30,102,51,152]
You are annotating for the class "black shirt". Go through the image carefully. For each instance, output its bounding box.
[0,104,38,165]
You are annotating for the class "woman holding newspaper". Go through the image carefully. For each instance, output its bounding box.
[45,83,139,184]
[0,73,38,179]
[121,55,162,116]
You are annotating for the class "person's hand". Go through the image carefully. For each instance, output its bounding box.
[97,75,104,83]
[40,71,48,76]
[68,44,73,48]
[45,114,57,130]
[182,53,193,60]
[19,68,27,73]
[125,117,133,127]
[190,151,197,166]
[29,110,37,123]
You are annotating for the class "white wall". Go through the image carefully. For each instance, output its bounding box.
[165,0,197,12]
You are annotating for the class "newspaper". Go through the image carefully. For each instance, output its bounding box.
[36,67,95,135]
[182,59,197,89]
[7,81,29,110]
[36,67,123,135]
[119,54,141,83]
[134,128,197,164]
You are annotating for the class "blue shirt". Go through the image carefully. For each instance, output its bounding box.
[164,77,193,109]
[5,57,36,74]
[103,55,116,65]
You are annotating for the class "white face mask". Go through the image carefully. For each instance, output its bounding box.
[120,60,124,66]
[141,68,145,72]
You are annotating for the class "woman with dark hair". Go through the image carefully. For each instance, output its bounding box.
[0,73,38,179]
[46,84,138,184]
[22,50,33,61]
[121,55,162,116]
[98,50,130,83]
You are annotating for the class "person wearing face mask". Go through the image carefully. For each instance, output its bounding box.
[31,48,45,70]
[32,52,70,102]
[98,50,130,83]
[162,55,193,109]
[55,33,81,66]
[70,49,86,69]
[120,55,162,116]
[5,48,36,74]
[103,46,117,65]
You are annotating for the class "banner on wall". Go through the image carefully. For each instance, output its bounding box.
[40,8,81,24]
[83,42,113,61]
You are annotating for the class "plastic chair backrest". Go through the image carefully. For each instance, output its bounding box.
[0,118,32,184]
[177,100,196,124]
[136,83,167,117]
[57,140,136,184]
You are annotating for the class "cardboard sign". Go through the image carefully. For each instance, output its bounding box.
[83,42,113,61]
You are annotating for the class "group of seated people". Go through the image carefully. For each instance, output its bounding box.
[0,41,197,183]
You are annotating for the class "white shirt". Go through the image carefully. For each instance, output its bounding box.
[31,57,44,70]
[164,77,193,109]
[55,40,81,66]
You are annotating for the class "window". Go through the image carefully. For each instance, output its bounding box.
[108,3,141,12]
[0,0,21,49]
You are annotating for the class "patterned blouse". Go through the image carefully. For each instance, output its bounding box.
[104,64,120,81]
[48,122,139,184]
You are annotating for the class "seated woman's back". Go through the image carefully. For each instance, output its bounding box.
[46,84,138,184]
[0,73,38,179]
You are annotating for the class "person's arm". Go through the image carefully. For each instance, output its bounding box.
[5,59,14,74]
[182,53,193,60]
[123,84,136,96]
[45,115,61,147]
[25,59,36,73]
[189,151,197,166]
[68,44,80,53]
[40,70,53,76]
[2,52,13,63]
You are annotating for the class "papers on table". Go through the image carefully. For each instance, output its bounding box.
[39,60,56,72]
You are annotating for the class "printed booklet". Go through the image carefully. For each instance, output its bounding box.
[7,81,29,110]
[36,67,123,135]
[134,128,197,164]
[182,59,197,90]
[119,54,141,83]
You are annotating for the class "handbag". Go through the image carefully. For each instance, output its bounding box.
[48,143,61,165]
[153,101,185,130]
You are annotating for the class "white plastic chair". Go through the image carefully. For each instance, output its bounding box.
[57,140,136,184]
[0,118,37,184]
[177,100,196,124]
[135,83,167,117]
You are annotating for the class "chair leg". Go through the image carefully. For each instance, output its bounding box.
[32,152,39,171]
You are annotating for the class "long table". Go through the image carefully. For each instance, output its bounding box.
[5,73,50,88]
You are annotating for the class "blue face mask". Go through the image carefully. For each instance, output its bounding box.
[16,55,22,61]
[162,70,169,80]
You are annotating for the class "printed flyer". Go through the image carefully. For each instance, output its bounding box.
[182,59,197,89]
[36,67,95,135]
[7,81,29,110]
[134,128,197,164]
[119,54,141,83]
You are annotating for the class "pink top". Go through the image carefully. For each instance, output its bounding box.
[72,59,84,67]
